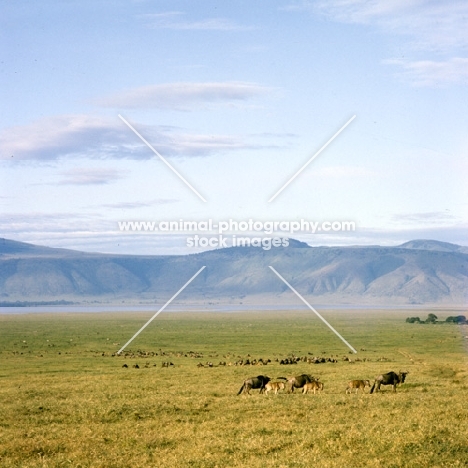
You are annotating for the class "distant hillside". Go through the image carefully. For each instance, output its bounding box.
[0,238,467,306]
[0,238,64,257]
[399,239,468,254]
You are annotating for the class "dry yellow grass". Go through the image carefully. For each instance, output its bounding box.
[0,309,467,467]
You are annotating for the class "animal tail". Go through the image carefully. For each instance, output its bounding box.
[276,376,288,380]
[370,381,376,394]
[237,383,245,395]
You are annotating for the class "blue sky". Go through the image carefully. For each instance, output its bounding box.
[1,0,467,254]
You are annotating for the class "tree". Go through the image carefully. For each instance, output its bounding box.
[426,313,438,323]
[406,317,421,323]
[446,315,466,324]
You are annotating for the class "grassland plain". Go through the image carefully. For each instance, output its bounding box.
[0,309,467,468]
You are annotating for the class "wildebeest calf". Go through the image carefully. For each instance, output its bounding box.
[346,379,371,394]
[370,371,408,393]
[264,381,285,395]
[302,381,324,394]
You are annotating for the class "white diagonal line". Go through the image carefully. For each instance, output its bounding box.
[268,266,357,353]
[118,114,207,203]
[117,266,206,354]
[268,115,356,202]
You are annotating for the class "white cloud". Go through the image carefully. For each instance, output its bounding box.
[286,1,468,86]
[102,199,179,209]
[391,211,458,224]
[0,115,132,161]
[384,57,468,86]
[95,82,273,110]
[312,0,468,52]
[0,212,111,237]
[58,168,126,185]
[140,11,252,31]
[0,114,275,160]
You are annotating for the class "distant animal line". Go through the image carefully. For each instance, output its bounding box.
[118,354,376,368]
[113,349,386,366]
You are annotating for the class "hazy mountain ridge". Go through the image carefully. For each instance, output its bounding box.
[0,238,467,306]
[399,239,468,254]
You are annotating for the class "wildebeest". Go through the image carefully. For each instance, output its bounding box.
[370,371,408,393]
[278,374,316,393]
[237,375,271,395]
[302,381,324,394]
[346,379,371,394]
[264,381,285,395]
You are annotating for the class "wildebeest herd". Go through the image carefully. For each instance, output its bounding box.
[237,371,408,395]
[116,349,409,396]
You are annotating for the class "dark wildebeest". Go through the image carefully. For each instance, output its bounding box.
[370,371,408,393]
[237,375,271,395]
[278,374,316,393]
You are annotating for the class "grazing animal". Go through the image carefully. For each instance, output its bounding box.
[370,371,408,393]
[278,374,316,393]
[302,381,324,394]
[237,375,271,395]
[264,381,285,395]
[346,379,371,394]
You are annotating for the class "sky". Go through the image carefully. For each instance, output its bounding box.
[1,0,467,255]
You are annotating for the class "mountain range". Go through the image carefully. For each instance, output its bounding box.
[0,238,467,306]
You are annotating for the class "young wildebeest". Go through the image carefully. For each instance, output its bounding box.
[302,381,324,394]
[237,375,271,395]
[264,381,285,395]
[278,374,316,393]
[370,371,408,393]
[346,379,371,394]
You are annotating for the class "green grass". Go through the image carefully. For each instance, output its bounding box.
[0,309,467,467]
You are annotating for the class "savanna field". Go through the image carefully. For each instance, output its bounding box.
[0,309,467,467]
